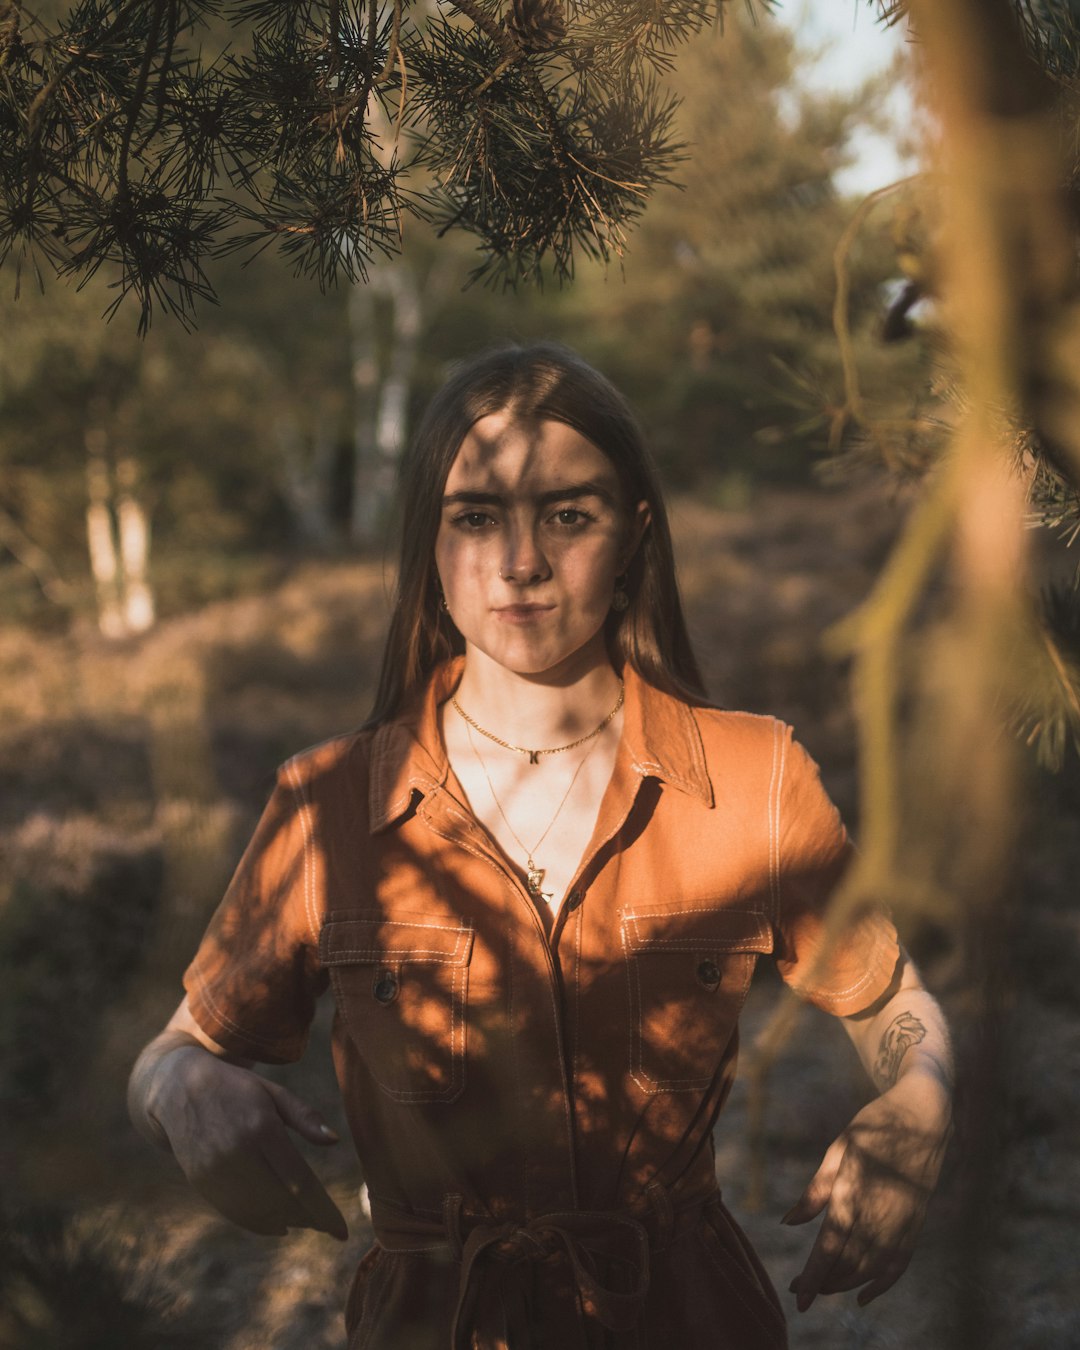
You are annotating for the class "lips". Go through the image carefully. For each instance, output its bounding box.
[493,604,555,620]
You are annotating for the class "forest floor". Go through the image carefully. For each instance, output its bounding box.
[2,478,1078,1350]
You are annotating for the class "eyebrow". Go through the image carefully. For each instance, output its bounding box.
[441,481,618,509]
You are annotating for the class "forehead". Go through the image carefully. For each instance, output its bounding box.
[444,412,618,494]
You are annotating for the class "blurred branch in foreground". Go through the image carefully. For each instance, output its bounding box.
[744,10,1080,1333]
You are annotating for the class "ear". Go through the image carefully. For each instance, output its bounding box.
[620,500,652,570]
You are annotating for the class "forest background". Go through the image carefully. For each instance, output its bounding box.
[2,2,1079,1348]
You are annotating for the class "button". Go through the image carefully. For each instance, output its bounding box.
[373,970,399,1004]
[697,959,721,989]
[567,889,584,909]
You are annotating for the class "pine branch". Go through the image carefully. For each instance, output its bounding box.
[0,0,817,326]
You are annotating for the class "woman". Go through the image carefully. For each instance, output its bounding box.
[128,344,952,1349]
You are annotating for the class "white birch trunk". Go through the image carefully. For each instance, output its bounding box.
[376,264,423,460]
[116,454,155,633]
[348,274,383,547]
[349,260,424,547]
[85,431,156,638]
[85,428,126,639]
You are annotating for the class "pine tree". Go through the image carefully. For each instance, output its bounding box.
[0,0,770,331]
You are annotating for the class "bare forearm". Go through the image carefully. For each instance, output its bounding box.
[844,960,953,1099]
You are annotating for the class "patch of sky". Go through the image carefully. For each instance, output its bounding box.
[779,0,918,197]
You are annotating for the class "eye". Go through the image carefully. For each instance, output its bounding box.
[451,510,497,530]
[551,507,594,527]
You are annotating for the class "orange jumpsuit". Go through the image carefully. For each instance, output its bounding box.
[184,657,899,1349]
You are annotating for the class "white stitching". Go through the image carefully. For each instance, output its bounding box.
[190,964,296,1052]
[767,720,783,925]
[320,919,472,965]
[285,758,320,946]
[630,940,722,1093]
[621,920,648,1095]
[329,959,467,1104]
[621,908,771,952]
[794,964,882,1002]
[623,905,768,917]
[572,901,583,1085]
[323,949,466,963]
[620,918,758,1095]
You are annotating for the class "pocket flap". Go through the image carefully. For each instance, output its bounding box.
[319,913,474,966]
[620,906,773,954]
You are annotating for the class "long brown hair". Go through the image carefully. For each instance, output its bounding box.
[366,343,706,725]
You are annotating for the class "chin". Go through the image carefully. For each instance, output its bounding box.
[475,629,606,679]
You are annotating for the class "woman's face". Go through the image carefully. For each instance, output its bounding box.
[434,411,648,679]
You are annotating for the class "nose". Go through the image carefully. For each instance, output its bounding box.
[500,523,550,586]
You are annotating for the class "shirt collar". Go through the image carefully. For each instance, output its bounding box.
[368,655,713,833]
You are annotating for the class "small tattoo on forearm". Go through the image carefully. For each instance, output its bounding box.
[874,1011,927,1088]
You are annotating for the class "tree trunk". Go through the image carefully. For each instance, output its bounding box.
[275,412,338,549]
[116,453,155,633]
[85,427,126,639]
[349,259,423,547]
[84,428,156,638]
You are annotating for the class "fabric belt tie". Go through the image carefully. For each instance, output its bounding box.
[369,1184,715,1350]
[452,1209,650,1349]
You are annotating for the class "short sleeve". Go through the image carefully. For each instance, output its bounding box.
[772,724,900,1016]
[182,759,326,1063]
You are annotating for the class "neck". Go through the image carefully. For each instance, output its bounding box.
[453,639,623,748]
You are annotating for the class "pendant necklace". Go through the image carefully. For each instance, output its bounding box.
[451,681,624,766]
[459,714,605,905]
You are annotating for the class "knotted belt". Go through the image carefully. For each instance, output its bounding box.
[369,1183,716,1350]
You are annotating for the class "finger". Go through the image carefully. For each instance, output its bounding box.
[782,1135,848,1226]
[191,1151,313,1236]
[790,1210,851,1311]
[815,1246,876,1296]
[262,1079,340,1145]
[856,1257,910,1306]
[259,1126,349,1240]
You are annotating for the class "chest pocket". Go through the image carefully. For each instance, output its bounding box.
[319,912,474,1104]
[619,905,773,1095]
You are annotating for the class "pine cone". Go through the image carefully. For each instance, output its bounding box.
[506,0,567,52]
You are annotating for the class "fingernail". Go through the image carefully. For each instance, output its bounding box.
[320,1124,339,1141]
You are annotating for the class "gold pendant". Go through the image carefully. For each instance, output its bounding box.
[527,749,540,765]
[526,860,553,904]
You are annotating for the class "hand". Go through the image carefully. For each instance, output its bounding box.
[783,1071,951,1310]
[147,1043,349,1240]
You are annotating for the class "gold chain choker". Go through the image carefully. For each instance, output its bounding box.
[450,682,625,765]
